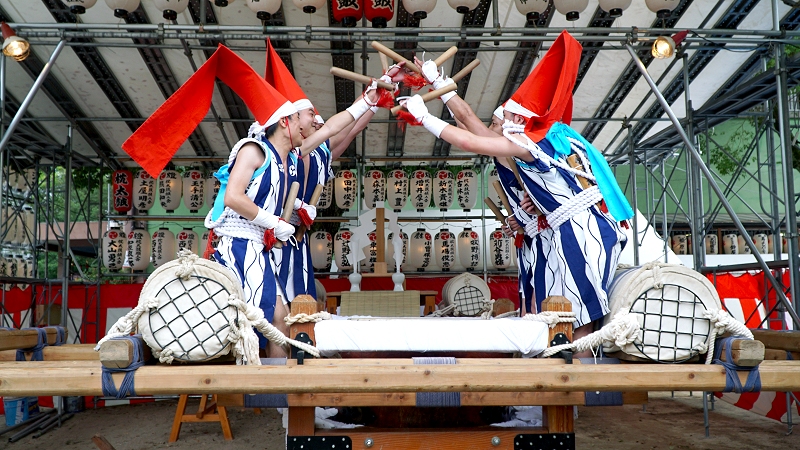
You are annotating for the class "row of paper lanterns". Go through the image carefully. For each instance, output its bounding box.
[101,225,218,271]
[0,253,35,291]
[64,0,683,27]
[112,169,219,214]
[3,169,37,197]
[1,204,35,247]
[310,226,516,272]
[671,233,788,256]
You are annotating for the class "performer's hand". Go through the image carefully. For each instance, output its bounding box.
[363,79,380,105]
[274,219,295,242]
[292,198,317,227]
[501,224,514,238]
[507,216,521,232]
[385,61,408,83]
[402,95,430,121]
[419,59,441,85]
[520,193,537,214]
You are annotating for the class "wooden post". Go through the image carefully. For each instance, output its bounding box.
[288,295,318,436]
[718,339,765,367]
[374,207,387,275]
[541,296,574,435]
[750,329,800,352]
[98,335,152,369]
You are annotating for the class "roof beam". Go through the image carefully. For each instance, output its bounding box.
[572,8,616,92]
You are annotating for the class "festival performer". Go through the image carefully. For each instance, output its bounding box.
[401,31,632,352]
[121,45,382,358]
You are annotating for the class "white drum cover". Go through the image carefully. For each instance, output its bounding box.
[137,257,244,362]
[603,263,723,362]
[440,273,491,317]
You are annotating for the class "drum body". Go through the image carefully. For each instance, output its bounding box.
[440,273,491,317]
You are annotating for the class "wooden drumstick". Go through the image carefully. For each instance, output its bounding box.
[504,157,541,216]
[330,67,395,91]
[493,180,523,236]
[433,46,458,67]
[274,181,300,249]
[484,197,506,223]
[293,183,324,243]
[371,41,422,74]
[390,83,459,115]
[567,154,604,210]
[451,59,480,83]
[379,52,389,72]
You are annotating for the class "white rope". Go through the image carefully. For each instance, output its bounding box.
[540,312,641,358]
[546,186,603,230]
[228,297,321,359]
[701,309,754,364]
[522,311,577,328]
[502,123,596,183]
[174,250,199,280]
[495,310,520,319]
[479,299,495,320]
[93,296,159,351]
[285,312,332,326]
[429,304,456,317]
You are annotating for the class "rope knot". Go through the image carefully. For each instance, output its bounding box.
[175,250,199,280]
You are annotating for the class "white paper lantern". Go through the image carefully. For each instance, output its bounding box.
[105,0,140,17]
[127,228,151,272]
[333,228,353,270]
[433,170,454,211]
[447,0,479,13]
[335,170,357,210]
[753,233,769,254]
[19,255,33,290]
[102,226,127,272]
[598,0,631,17]
[737,234,751,254]
[458,228,480,271]
[553,0,588,21]
[363,169,386,209]
[386,231,408,271]
[408,228,432,271]
[722,234,738,255]
[7,207,21,245]
[487,168,500,206]
[204,173,220,209]
[151,228,176,267]
[361,231,378,272]
[293,0,326,13]
[133,170,156,211]
[704,234,718,255]
[671,234,690,255]
[177,228,200,255]
[154,0,189,20]
[513,0,548,24]
[159,170,182,212]
[489,228,512,270]
[0,253,9,292]
[386,169,408,212]
[455,169,477,211]
[645,0,680,17]
[8,255,20,285]
[310,231,333,270]
[246,0,282,19]
[402,0,436,19]
[21,205,34,246]
[182,170,205,213]
[434,228,455,271]
[410,170,432,212]
[317,179,333,211]
[64,0,98,14]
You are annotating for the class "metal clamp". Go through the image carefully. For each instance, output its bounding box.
[549,333,573,364]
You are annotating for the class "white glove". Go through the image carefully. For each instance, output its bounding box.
[420,60,440,84]
[253,209,295,241]
[404,95,448,138]
[290,198,317,226]
[273,219,295,242]
[433,76,457,103]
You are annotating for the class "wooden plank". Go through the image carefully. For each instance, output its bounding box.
[98,336,152,369]
[1,360,799,397]
[764,348,800,360]
[0,327,67,352]
[540,296,574,434]
[288,407,315,436]
[314,428,550,450]
[0,344,98,361]
[290,295,318,345]
[750,329,800,352]
[718,339,765,367]
[621,391,649,405]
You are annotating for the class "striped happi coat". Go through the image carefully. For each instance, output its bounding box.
[512,134,627,327]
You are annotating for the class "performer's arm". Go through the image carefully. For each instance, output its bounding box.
[223,143,264,220]
[298,89,379,156]
[329,106,375,161]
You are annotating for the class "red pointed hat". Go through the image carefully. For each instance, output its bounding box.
[265,38,314,112]
[508,30,582,142]
[122,44,295,177]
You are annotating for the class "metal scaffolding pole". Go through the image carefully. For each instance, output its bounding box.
[61,126,72,330]
[625,43,800,327]
[682,53,705,271]
[627,124,639,266]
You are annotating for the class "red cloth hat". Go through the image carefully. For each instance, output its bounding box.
[265,38,314,112]
[122,44,295,177]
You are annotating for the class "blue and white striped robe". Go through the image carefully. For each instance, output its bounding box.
[211,138,290,348]
[278,141,333,302]
[512,135,627,327]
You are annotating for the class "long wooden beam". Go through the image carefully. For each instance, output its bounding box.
[0,360,798,397]
[0,344,97,361]
[0,327,67,352]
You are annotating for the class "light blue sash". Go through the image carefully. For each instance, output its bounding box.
[210,143,271,221]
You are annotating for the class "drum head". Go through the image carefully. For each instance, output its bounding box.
[443,273,491,317]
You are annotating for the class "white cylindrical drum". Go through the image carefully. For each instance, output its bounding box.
[704,234,718,255]
[433,170,454,211]
[151,228,176,267]
[455,169,477,211]
[309,231,333,270]
[159,170,183,213]
[434,228,455,271]
[182,170,206,213]
[363,169,386,209]
[410,170,431,212]
[102,226,128,272]
[489,228,512,270]
[133,170,156,211]
[127,228,151,272]
[386,169,408,212]
[407,228,432,271]
[457,228,480,271]
[333,228,353,271]
[440,272,491,317]
[722,233,738,254]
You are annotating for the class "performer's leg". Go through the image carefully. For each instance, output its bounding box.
[268,297,290,359]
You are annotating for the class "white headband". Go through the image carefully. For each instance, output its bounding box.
[504,99,537,119]
[493,105,504,120]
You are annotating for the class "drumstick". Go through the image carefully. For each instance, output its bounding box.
[330,67,394,91]
[484,197,506,223]
[371,41,422,74]
[451,59,480,83]
[493,180,523,236]
[293,183,324,243]
[274,181,300,249]
[379,52,389,72]
[433,46,458,67]
[390,83,459,115]
[567,154,603,209]
[504,157,541,216]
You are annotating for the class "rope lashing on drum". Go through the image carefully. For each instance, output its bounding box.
[540,312,641,358]
[699,309,754,365]
[284,311,332,326]
[429,304,456,317]
[101,335,146,399]
[93,296,160,350]
[479,299,495,319]
[522,311,577,328]
[712,336,761,393]
[15,328,48,362]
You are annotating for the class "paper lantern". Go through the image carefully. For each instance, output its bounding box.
[335,170,357,210]
[365,0,394,28]
[18,255,33,290]
[21,205,34,246]
[722,234,738,255]
[487,168,500,206]
[361,231,378,271]
[598,0,631,17]
[154,0,188,20]
[513,0,548,24]
[737,234,751,254]
[410,170,432,212]
[246,0,282,19]
[8,255,20,286]
[127,228,151,272]
[753,233,769,254]
[645,0,680,18]
[704,234,718,255]
[159,170,182,212]
[182,170,205,213]
[133,171,156,211]
[363,169,386,209]
[334,228,353,270]
[105,0,140,17]
[3,206,16,245]
[204,173,220,209]
[671,234,690,255]
[401,0,436,19]
[553,0,588,21]
[447,0,479,13]
[332,0,363,27]
[151,228,176,267]
[434,228,455,271]
[433,170,454,211]
[177,228,200,255]
[387,170,408,212]
[293,0,326,13]
[458,228,480,271]
[454,169,477,211]
[408,228,432,271]
[17,168,35,195]
[112,169,133,213]
[317,179,333,210]
[489,228,512,270]
[102,226,127,272]
[64,0,98,14]
[310,231,333,270]
[386,231,408,271]
[0,254,9,292]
